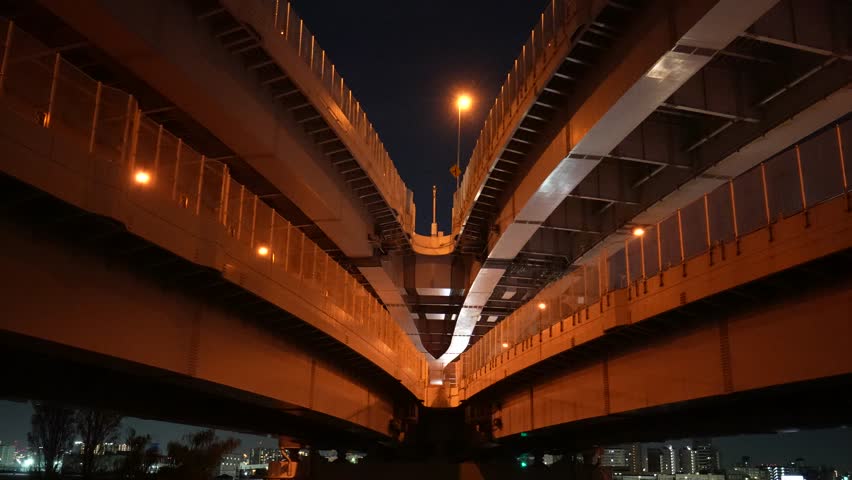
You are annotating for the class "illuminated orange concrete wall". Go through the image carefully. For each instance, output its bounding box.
[0,201,395,436]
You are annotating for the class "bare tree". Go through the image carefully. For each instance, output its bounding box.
[120,429,157,480]
[159,429,240,480]
[28,402,75,478]
[75,408,123,478]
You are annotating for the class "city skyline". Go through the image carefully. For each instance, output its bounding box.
[1,400,850,468]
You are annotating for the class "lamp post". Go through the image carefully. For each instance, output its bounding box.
[455,94,472,190]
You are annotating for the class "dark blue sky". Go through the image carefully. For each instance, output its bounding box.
[289,0,550,233]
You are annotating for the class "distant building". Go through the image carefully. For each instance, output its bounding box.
[249,448,281,465]
[766,465,799,480]
[220,453,243,477]
[679,446,697,474]
[662,445,677,474]
[729,456,766,480]
[602,448,631,471]
[693,439,720,473]
[0,444,17,469]
[647,448,664,473]
[628,443,643,473]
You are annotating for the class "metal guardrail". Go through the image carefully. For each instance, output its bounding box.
[0,19,425,390]
[258,0,416,235]
[452,0,576,234]
[457,116,851,380]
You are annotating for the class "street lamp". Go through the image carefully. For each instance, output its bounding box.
[455,94,472,190]
[134,170,151,185]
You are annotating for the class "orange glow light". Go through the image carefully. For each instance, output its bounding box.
[134,170,151,185]
[538,302,547,311]
[257,246,270,257]
[632,226,645,237]
[456,94,472,111]
[502,342,510,348]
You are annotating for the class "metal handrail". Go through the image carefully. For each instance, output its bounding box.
[452,0,576,235]
[259,0,416,236]
[456,117,851,381]
[0,18,426,393]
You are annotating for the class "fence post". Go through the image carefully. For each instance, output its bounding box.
[0,21,14,93]
[284,2,291,38]
[624,238,631,287]
[249,194,258,248]
[273,0,279,28]
[127,107,141,174]
[194,155,205,215]
[795,145,809,226]
[119,96,135,164]
[269,209,275,263]
[284,222,291,271]
[172,139,182,201]
[153,124,163,175]
[729,180,739,239]
[43,53,61,127]
[88,82,102,153]
[703,193,712,248]
[639,231,646,279]
[219,166,229,225]
[656,221,663,286]
[760,162,773,240]
[236,185,244,239]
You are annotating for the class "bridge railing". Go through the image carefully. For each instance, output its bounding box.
[457,117,851,380]
[245,0,416,235]
[452,0,577,234]
[0,19,426,392]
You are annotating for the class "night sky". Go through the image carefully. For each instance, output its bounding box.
[288,0,550,233]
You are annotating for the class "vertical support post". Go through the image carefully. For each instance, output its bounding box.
[639,232,646,279]
[760,162,773,240]
[273,0,279,28]
[284,222,291,271]
[236,185,244,239]
[45,53,60,128]
[729,180,739,238]
[837,124,850,210]
[195,155,205,215]
[88,82,102,153]
[298,234,305,278]
[703,194,712,248]
[298,20,303,55]
[795,145,808,225]
[313,244,319,284]
[172,139,182,201]
[153,124,163,175]
[0,21,14,93]
[127,108,141,174]
[624,238,631,286]
[249,195,258,248]
[222,172,231,228]
[284,2,291,39]
[269,209,275,263]
[119,96,134,164]
[656,221,663,285]
[219,166,229,225]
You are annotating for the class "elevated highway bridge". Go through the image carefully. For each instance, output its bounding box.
[0,0,850,469]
